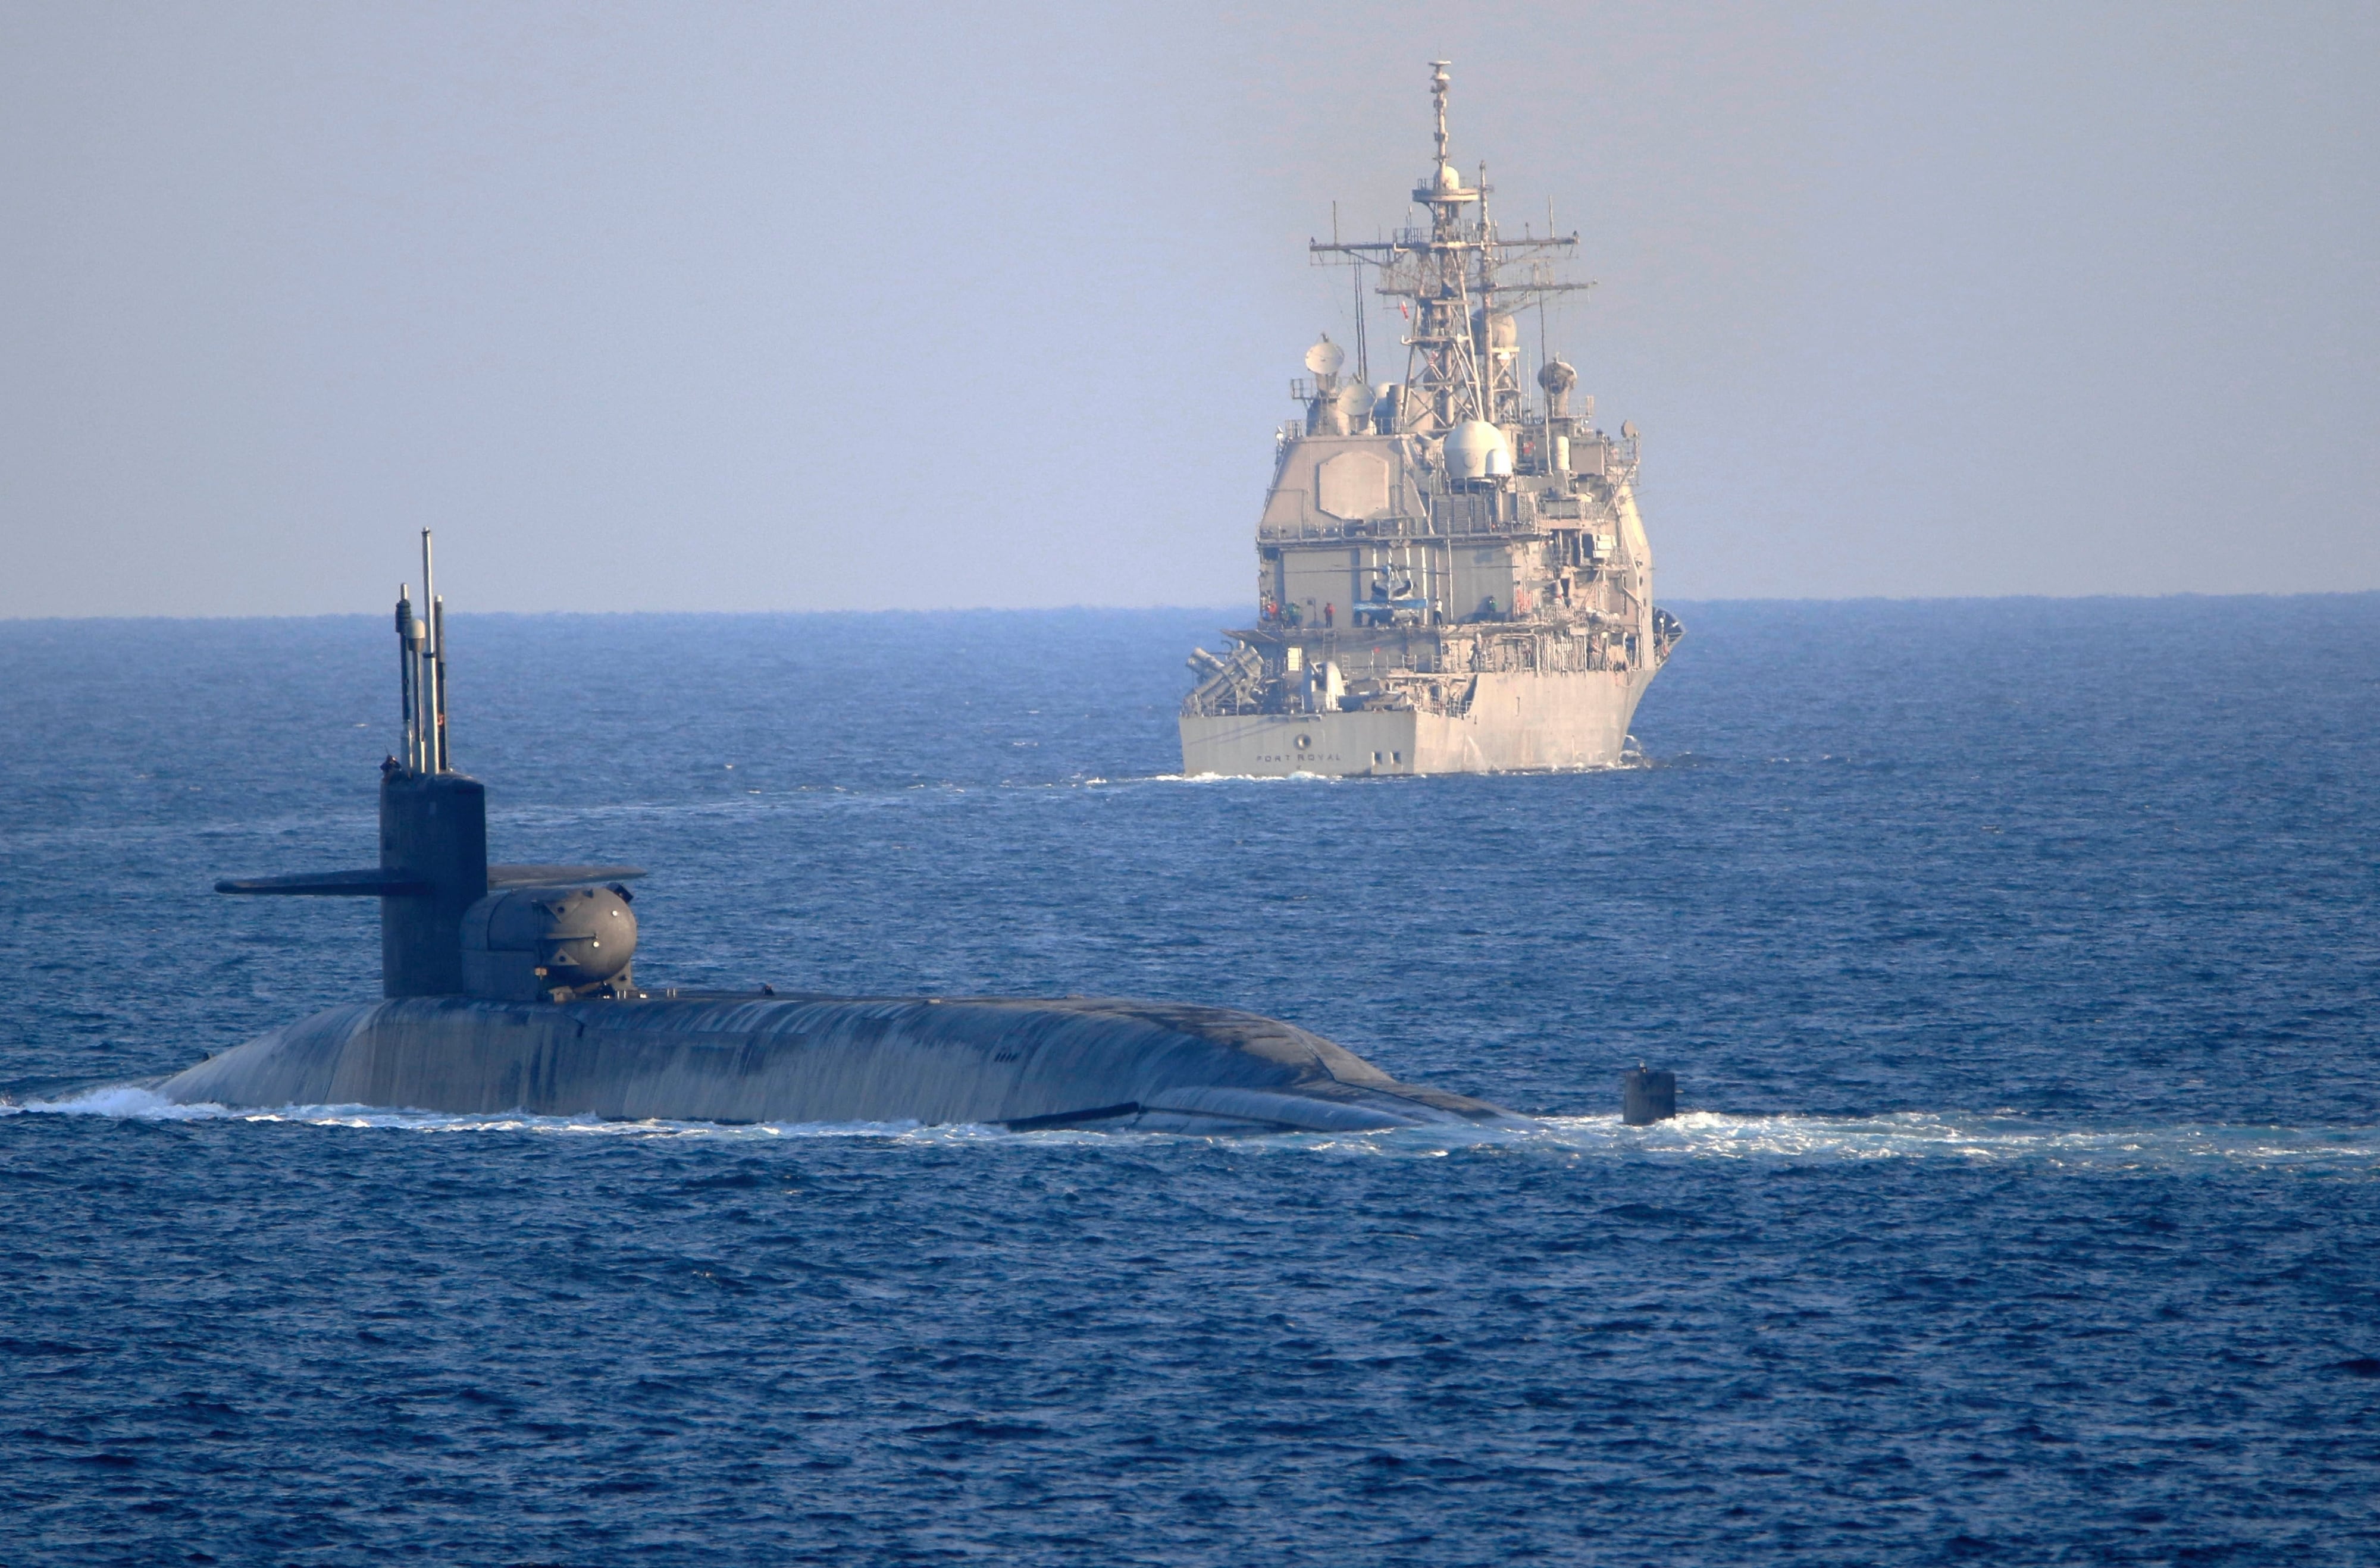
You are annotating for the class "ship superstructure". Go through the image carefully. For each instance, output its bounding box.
[1180,62,1681,776]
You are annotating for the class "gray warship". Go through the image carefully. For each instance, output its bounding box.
[1181,62,1682,777]
[162,534,1515,1135]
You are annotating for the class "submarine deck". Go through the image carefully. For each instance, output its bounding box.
[159,992,1517,1136]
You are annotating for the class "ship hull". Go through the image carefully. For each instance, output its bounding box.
[1179,666,1655,777]
[157,993,1520,1136]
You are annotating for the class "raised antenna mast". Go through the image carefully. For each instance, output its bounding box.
[395,584,416,769]
[1430,59,1449,167]
[420,529,447,773]
[1305,60,1589,440]
[392,531,450,776]
[1352,258,1370,387]
[433,594,449,771]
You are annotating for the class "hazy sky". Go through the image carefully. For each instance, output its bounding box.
[3,2,2373,616]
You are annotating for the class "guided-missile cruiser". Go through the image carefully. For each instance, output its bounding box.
[1180,61,1683,776]
[161,534,1514,1135]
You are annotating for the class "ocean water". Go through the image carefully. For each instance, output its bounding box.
[2,595,2376,1565]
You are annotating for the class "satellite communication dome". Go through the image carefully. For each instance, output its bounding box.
[1304,337,1345,378]
[1444,418,1512,481]
[1433,162,1463,195]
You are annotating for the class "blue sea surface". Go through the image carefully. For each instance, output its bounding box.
[2,595,2376,1565]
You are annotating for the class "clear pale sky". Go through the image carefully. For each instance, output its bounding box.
[3,2,2373,617]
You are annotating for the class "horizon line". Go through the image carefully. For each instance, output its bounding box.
[4,587,2376,626]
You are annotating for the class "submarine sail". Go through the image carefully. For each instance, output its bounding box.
[1180,61,1684,776]
[165,532,1515,1136]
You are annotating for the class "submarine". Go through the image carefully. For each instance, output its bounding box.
[161,535,1520,1136]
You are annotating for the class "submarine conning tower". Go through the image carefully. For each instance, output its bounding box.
[380,769,488,997]
[217,529,644,1001]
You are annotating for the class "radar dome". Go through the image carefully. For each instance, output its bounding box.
[1538,358,1577,415]
[1443,419,1512,482]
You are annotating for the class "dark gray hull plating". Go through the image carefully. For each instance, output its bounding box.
[159,993,1518,1135]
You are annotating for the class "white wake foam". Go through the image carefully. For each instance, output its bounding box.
[1,1084,245,1123]
[2,1084,1006,1142]
[5,1089,2373,1166]
[1463,1109,2380,1169]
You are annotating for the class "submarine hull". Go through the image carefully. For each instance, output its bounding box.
[159,993,1518,1135]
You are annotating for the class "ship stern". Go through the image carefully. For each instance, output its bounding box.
[1178,711,1422,778]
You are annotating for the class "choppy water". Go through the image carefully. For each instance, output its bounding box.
[3,597,2376,1564]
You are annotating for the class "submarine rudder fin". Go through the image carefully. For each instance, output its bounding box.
[488,864,646,888]
[217,869,429,896]
[215,865,646,897]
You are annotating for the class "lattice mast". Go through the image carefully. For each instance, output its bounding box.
[1311,62,1591,441]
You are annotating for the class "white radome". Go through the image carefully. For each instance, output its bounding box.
[1443,418,1512,481]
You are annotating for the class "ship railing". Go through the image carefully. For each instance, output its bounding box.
[1257,507,1537,545]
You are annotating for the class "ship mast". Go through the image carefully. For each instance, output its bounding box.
[1310,61,1592,441]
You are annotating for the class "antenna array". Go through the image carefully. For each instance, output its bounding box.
[394,530,450,775]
